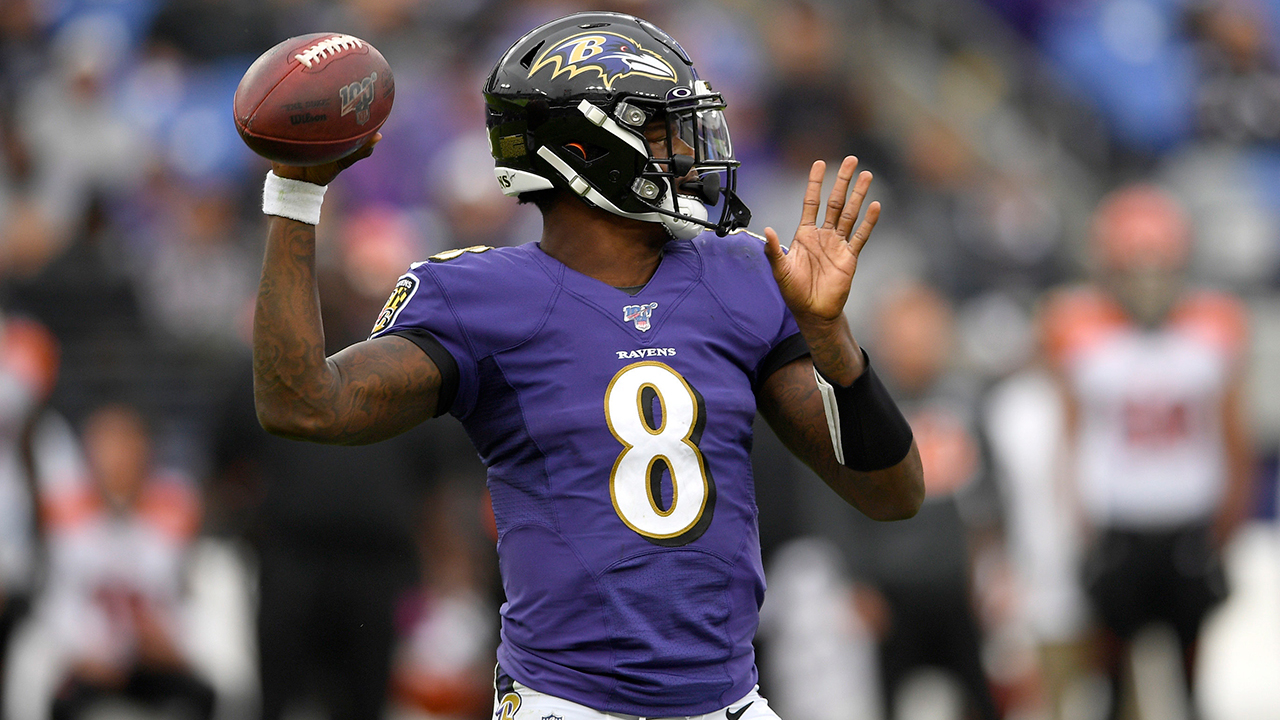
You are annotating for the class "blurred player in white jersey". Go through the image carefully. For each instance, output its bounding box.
[44,404,214,720]
[1043,185,1253,720]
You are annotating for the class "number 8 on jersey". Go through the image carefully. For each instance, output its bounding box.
[605,362,717,547]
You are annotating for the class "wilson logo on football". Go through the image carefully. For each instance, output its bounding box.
[339,72,378,125]
[293,34,365,69]
[527,31,677,90]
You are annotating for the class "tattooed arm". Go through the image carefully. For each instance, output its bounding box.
[253,216,442,445]
[758,355,923,521]
[252,138,442,445]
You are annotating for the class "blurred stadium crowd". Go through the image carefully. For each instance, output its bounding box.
[0,0,1279,719]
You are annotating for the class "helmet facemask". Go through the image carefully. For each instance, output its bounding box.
[499,88,750,240]
[620,85,752,238]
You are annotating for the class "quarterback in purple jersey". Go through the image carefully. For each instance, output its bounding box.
[252,12,923,720]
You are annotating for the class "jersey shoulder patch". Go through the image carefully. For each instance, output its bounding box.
[370,274,419,337]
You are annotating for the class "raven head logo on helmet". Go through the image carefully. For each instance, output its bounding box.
[528,31,678,90]
[484,12,751,240]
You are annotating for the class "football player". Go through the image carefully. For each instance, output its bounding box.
[252,12,923,720]
[1044,184,1253,720]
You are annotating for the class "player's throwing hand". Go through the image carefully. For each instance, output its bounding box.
[271,132,382,187]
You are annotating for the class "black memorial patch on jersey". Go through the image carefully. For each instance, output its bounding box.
[370,274,418,336]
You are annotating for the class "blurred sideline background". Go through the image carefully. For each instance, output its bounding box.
[0,0,1278,719]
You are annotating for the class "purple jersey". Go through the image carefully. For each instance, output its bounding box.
[372,232,805,716]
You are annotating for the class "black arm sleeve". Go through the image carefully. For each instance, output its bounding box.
[387,328,460,417]
[753,332,811,394]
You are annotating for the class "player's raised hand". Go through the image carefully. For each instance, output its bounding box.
[271,132,382,187]
[763,156,880,328]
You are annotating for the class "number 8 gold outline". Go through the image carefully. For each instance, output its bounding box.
[604,361,716,546]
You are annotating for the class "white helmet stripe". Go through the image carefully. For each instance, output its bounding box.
[577,100,649,157]
[536,114,708,240]
[536,146,665,223]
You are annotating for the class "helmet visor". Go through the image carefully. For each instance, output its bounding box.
[675,96,737,165]
[672,103,734,164]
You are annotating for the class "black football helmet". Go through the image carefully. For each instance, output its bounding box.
[484,12,751,239]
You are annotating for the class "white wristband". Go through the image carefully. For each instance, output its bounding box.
[262,171,327,225]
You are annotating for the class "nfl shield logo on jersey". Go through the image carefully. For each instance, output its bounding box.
[623,302,658,332]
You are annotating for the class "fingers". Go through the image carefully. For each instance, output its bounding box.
[763,226,784,267]
[797,157,879,259]
[270,162,310,181]
[801,157,876,240]
[823,156,859,229]
[338,132,383,170]
[799,160,826,227]
[848,201,881,256]
[835,169,874,238]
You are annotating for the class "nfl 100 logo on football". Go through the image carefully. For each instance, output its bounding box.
[623,302,658,332]
[340,72,378,125]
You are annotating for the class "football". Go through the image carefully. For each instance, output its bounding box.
[234,33,394,166]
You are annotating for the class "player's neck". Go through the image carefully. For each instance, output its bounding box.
[539,197,668,288]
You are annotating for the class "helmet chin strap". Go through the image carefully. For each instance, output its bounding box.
[664,195,707,240]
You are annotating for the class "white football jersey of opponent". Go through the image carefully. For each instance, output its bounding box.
[1046,287,1247,528]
